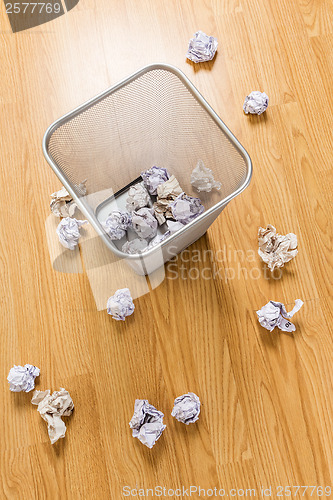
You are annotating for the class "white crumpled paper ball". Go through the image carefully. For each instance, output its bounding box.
[256,299,303,332]
[186,30,218,63]
[126,182,150,212]
[56,217,88,250]
[7,364,40,392]
[171,392,201,424]
[243,91,269,115]
[141,166,170,195]
[170,193,205,224]
[258,224,298,271]
[129,399,166,448]
[103,211,132,240]
[132,208,158,240]
[107,288,135,321]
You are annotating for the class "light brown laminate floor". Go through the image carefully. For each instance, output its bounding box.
[0,0,333,498]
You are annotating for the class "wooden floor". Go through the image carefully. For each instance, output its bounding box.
[1,0,333,498]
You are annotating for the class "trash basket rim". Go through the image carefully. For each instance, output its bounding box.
[42,62,252,260]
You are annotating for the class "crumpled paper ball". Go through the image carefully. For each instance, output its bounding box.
[50,180,87,218]
[56,217,88,250]
[107,288,135,321]
[258,225,298,271]
[257,299,303,332]
[31,388,74,444]
[171,392,201,425]
[7,364,40,392]
[190,160,221,193]
[129,399,166,448]
[243,91,269,115]
[186,30,218,63]
[170,193,205,224]
[50,186,77,218]
[126,182,150,212]
[141,166,170,195]
[122,238,148,255]
[132,207,158,240]
[103,210,132,240]
[153,175,183,225]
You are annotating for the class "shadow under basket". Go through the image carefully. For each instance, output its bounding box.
[43,63,252,275]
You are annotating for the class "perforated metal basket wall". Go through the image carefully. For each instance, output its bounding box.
[43,63,252,266]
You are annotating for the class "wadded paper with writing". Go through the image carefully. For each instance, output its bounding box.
[243,91,269,115]
[50,180,87,217]
[126,183,150,212]
[31,388,74,444]
[186,31,218,63]
[171,392,201,425]
[129,399,166,448]
[132,208,158,240]
[257,299,304,332]
[171,193,204,224]
[7,364,40,392]
[103,211,132,240]
[56,217,88,250]
[141,167,170,195]
[258,225,298,271]
[107,288,135,321]
[153,175,183,224]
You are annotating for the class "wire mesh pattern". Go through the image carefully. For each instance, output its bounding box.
[46,66,249,215]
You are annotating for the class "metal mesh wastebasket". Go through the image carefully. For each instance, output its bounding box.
[43,63,252,275]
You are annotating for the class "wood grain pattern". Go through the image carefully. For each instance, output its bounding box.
[1,0,332,498]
